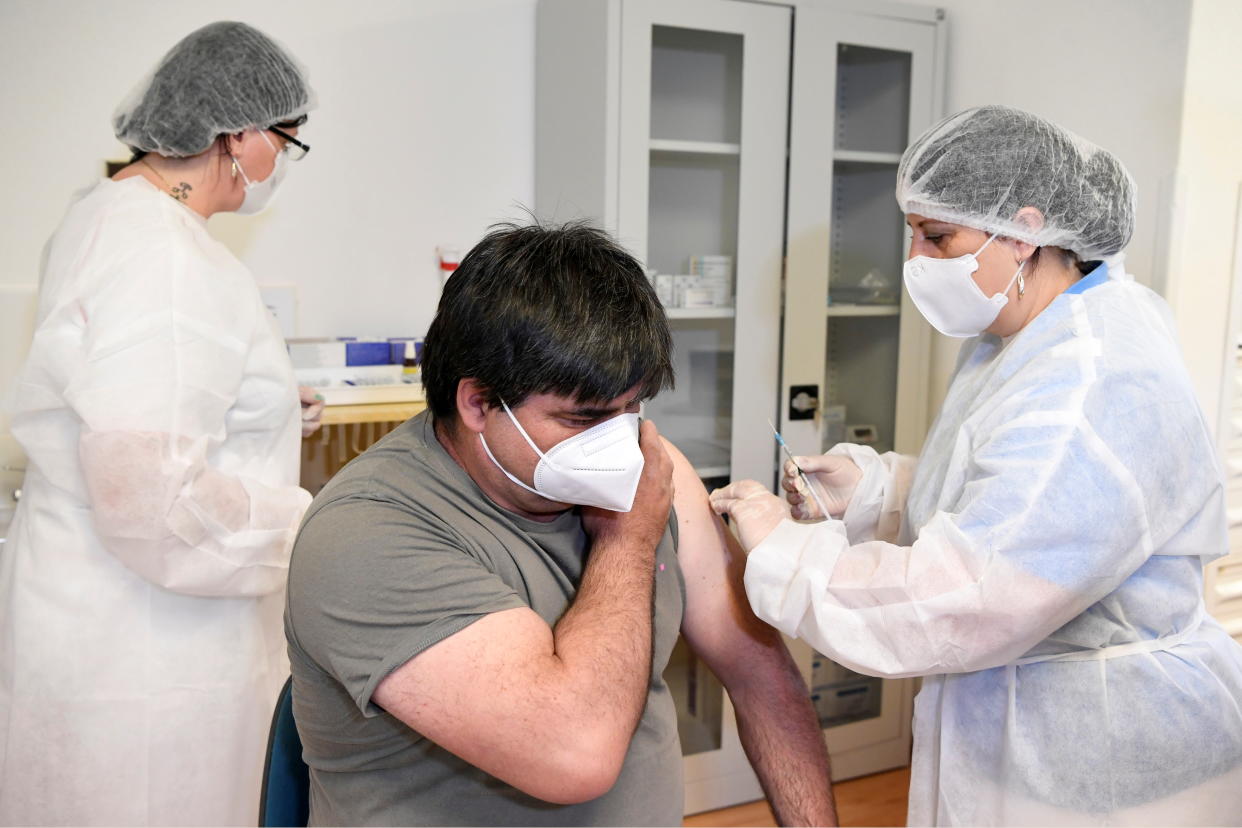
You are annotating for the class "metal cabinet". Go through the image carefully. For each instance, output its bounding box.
[536,0,944,812]
[780,3,942,785]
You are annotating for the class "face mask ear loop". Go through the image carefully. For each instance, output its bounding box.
[258,128,279,154]
[478,430,544,497]
[981,233,1026,300]
[500,399,548,461]
[974,232,1000,257]
[231,129,276,186]
[230,153,252,186]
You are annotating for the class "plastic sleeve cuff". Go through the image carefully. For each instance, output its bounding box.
[744,518,849,639]
[831,444,886,542]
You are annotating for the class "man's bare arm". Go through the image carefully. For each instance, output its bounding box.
[372,420,672,804]
[669,440,838,826]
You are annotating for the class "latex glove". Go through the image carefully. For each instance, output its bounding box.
[708,479,788,553]
[299,386,325,438]
[780,453,862,520]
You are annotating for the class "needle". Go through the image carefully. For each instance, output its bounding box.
[767,418,831,519]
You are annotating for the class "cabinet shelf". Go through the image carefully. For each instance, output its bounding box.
[650,139,742,156]
[666,306,736,319]
[826,304,900,317]
[833,149,902,164]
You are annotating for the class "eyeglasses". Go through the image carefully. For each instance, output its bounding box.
[268,124,310,161]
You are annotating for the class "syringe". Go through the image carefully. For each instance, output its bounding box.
[767,419,831,520]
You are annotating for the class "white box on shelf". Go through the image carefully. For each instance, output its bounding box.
[287,338,346,369]
[700,274,731,306]
[673,273,732,308]
[681,286,718,308]
[689,254,733,281]
[672,274,696,304]
[655,274,676,306]
[294,365,403,388]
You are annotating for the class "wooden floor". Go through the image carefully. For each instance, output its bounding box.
[684,766,910,827]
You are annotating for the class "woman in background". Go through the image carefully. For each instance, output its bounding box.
[0,21,321,825]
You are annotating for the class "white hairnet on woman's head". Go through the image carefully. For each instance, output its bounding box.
[114,21,316,158]
[897,105,1136,261]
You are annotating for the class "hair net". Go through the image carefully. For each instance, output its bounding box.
[114,21,315,158]
[897,105,1135,261]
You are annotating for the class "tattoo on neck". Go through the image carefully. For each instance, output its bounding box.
[169,182,193,202]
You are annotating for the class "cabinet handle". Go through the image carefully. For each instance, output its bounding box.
[789,385,819,420]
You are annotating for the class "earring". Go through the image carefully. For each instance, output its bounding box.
[1017,267,1026,298]
[231,158,239,179]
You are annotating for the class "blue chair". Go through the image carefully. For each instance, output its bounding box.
[259,676,310,827]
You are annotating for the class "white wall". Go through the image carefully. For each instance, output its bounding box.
[1162,0,1242,439]
[0,0,536,338]
[900,0,1192,419]
[1,0,1216,429]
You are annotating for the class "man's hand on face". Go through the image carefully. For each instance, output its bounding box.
[581,419,674,552]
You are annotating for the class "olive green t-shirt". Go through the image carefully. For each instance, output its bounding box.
[284,411,686,826]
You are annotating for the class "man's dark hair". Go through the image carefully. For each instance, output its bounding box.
[421,220,674,421]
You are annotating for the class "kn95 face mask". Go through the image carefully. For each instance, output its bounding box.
[231,129,288,215]
[479,400,645,512]
[903,232,1026,338]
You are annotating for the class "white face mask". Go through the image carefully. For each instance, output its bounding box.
[479,400,645,512]
[231,130,287,215]
[903,233,1026,338]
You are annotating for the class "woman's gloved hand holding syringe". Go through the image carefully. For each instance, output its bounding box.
[780,453,861,520]
[709,424,863,553]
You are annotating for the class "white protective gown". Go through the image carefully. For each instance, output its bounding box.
[746,265,1242,825]
[0,177,311,825]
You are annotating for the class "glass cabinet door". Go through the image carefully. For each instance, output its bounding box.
[824,40,913,460]
[619,0,787,490]
[616,0,790,813]
[781,7,939,781]
[536,0,944,805]
[642,21,744,490]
